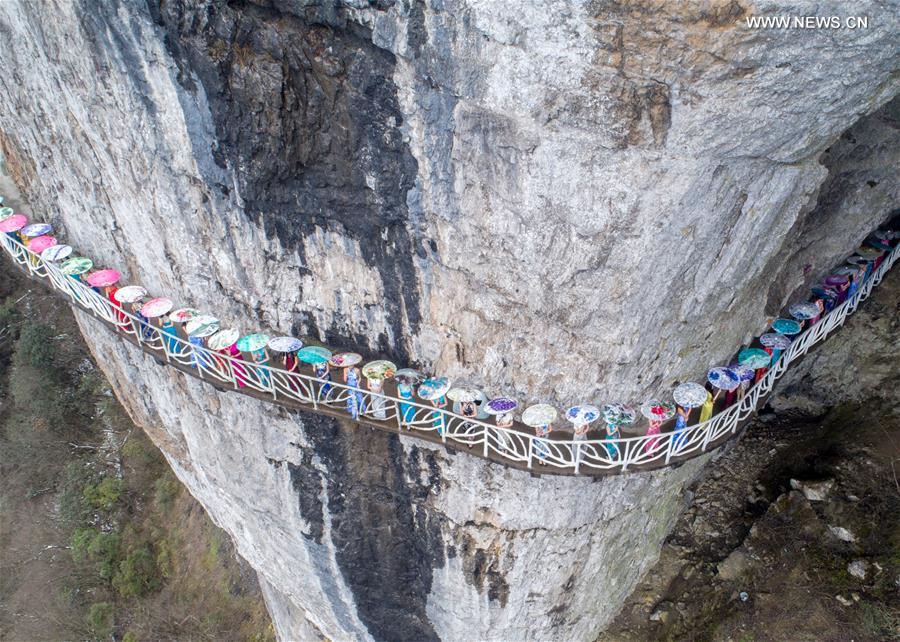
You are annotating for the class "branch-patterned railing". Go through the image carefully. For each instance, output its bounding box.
[2,232,897,475]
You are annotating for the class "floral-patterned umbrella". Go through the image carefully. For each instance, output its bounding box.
[788,302,819,320]
[60,257,93,276]
[0,206,12,217]
[86,269,121,288]
[0,214,26,233]
[521,404,557,427]
[185,315,220,338]
[759,333,791,350]
[329,352,362,368]
[738,348,771,369]
[362,360,397,380]
[448,386,485,404]
[832,265,862,277]
[866,236,892,251]
[673,382,707,408]
[707,367,741,391]
[267,336,304,353]
[640,400,676,422]
[21,223,52,238]
[169,308,201,324]
[297,346,332,364]
[418,377,451,401]
[394,368,423,384]
[846,255,874,266]
[873,229,894,241]
[484,397,517,415]
[28,235,58,254]
[855,246,883,259]
[811,285,838,300]
[208,328,240,351]
[565,405,600,425]
[729,363,755,382]
[140,297,173,319]
[114,285,147,303]
[602,403,636,426]
[824,274,849,287]
[41,244,72,262]
[772,318,802,335]
[236,333,270,353]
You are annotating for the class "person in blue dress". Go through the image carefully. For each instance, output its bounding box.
[313,360,332,396]
[397,379,416,424]
[251,348,271,388]
[673,405,690,450]
[343,363,365,419]
[160,317,183,356]
[431,394,447,435]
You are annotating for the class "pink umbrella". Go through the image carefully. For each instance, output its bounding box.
[86,269,122,288]
[28,235,58,254]
[140,297,173,318]
[0,215,27,233]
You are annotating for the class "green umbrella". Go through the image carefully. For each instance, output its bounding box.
[298,346,332,364]
[60,257,93,276]
[738,348,770,369]
[236,333,270,353]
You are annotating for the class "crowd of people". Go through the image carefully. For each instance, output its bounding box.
[1,201,896,466]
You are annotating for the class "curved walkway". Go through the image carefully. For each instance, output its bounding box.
[2,233,897,476]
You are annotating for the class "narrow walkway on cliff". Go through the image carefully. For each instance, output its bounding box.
[1,209,897,476]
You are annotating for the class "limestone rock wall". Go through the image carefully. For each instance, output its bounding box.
[0,0,898,639]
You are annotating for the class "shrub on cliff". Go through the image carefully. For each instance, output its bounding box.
[113,546,161,598]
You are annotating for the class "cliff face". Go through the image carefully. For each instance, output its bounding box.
[0,0,898,639]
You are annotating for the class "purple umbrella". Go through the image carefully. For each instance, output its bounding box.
[707,367,740,391]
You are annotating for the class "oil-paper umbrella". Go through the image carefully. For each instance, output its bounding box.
[673,382,707,408]
[484,397,517,416]
[772,318,802,335]
[0,206,12,217]
[330,352,362,368]
[208,328,240,351]
[447,386,482,403]
[140,297,173,319]
[832,265,861,277]
[873,229,894,241]
[788,302,819,320]
[602,403,636,426]
[738,348,770,369]
[297,346,332,364]
[169,308,201,324]
[521,404,557,427]
[394,368,423,384]
[267,336,303,353]
[565,404,600,424]
[759,333,791,350]
[236,333,270,353]
[28,235,58,254]
[707,367,740,391]
[21,223,52,238]
[185,315,220,338]
[60,257,93,276]
[824,274,848,288]
[86,269,121,288]
[0,214,28,233]
[418,377,451,401]
[41,244,72,262]
[114,285,148,303]
[866,236,892,251]
[846,255,873,266]
[729,363,755,382]
[811,285,838,300]
[855,246,883,259]
[640,400,676,422]
[362,360,397,380]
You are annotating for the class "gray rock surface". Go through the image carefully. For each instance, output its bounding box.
[0,0,898,639]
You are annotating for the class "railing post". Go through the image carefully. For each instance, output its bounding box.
[574,443,581,474]
[483,425,489,457]
[527,438,533,469]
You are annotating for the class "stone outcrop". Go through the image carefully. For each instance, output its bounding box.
[0,0,897,639]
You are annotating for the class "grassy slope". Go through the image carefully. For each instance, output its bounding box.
[0,270,274,641]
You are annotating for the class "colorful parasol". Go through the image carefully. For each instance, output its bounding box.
[418,377,451,401]
[738,348,771,369]
[114,285,148,303]
[522,404,557,427]
[329,352,362,368]
[60,257,93,276]
[0,206,12,217]
[169,308,201,324]
[185,315,220,338]
[28,235,58,254]
[811,285,838,300]
[447,386,483,403]
[824,274,849,287]
[640,400,676,422]
[236,333,270,353]
[565,404,600,424]
[602,403,636,426]
[855,246,883,259]
[759,333,791,350]
[0,214,28,233]
[41,244,72,262]
[21,223,52,238]
[394,368,423,384]
[484,397,518,415]
[208,328,240,351]
[788,302,819,320]
[707,367,741,391]
[729,363,755,382]
[846,255,874,266]
[362,360,397,380]
[772,318,802,335]
[873,229,894,241]
[673,382,708,408]
[832,265,861,277]
[297,346,332,364]
[267,336,304,353]
[86,269,121,288]
[866,236,892,251]
[140,297,173,318]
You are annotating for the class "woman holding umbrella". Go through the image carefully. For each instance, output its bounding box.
[601,404,635,460]
[673,382,707,450]
[418,377,451,435]
[362,360,397,421]
[209,328,245,386]
[448,386,485,447]
[268,336,304,395]
[641,400,675,454]
[298,346,333,398]
[739,347,773,383]
[706,366,739,416]
[395,369,422,425]
[566,404,600,464]
[332,353,364,419]
[522,404,556,464]
[237,333,271,389]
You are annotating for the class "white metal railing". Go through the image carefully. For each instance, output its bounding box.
[1,231,897,475]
